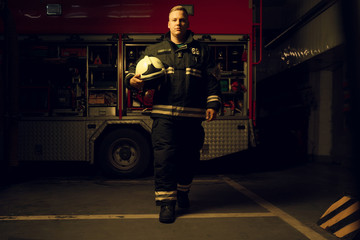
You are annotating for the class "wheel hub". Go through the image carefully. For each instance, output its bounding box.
[111,143,138,170]
[119,147,132,160]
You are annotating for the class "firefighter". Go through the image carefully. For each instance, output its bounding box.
[126,5,221,223]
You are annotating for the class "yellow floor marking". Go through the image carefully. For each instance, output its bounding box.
[178,212,276,219]
[97,179,223,184]
[221,175,328,240]
[0,212,275,221]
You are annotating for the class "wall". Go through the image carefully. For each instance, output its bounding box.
[259,0,343,81]
[307,71,332,159]
[258,0,355,164]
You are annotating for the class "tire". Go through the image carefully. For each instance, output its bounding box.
[98,128,152,178]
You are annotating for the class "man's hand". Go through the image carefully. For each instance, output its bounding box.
[206,108,217,121]
[130,74,144,90]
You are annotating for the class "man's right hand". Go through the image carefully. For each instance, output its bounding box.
[130,74,144,90]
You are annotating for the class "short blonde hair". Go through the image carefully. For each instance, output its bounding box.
[169,5,189,19]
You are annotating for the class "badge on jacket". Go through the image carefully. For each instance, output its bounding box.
[191,48,200,56]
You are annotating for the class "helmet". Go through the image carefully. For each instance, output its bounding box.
[135,56,165,89]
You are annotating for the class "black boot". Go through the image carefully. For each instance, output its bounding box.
[177,191,190,208]
[159,201,176,223]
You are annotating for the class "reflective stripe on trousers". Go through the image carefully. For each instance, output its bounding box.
[151,118,204,203]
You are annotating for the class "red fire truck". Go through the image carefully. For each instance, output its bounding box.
[1,0,262,177]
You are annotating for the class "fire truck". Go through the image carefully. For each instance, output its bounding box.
[1,0,262,177]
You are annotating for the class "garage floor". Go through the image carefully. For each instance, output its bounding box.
[0,156,358,240]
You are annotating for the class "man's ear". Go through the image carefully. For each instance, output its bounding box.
[168,21,170,29]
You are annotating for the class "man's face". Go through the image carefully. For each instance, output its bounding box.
[168,10,189,40]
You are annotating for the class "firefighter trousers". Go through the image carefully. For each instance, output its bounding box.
[151,117,205,205]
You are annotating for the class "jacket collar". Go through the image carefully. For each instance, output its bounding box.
[165,30,194,45]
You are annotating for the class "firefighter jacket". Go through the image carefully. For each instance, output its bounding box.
[126,30,221,120]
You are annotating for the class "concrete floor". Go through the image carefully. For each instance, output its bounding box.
[0,156,358,240]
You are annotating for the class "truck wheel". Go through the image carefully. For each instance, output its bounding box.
[98,128,151,178]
